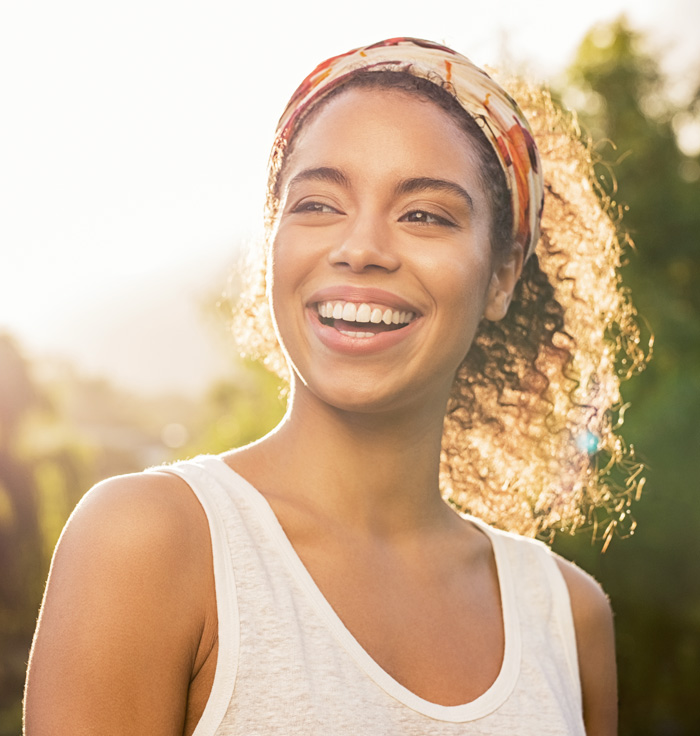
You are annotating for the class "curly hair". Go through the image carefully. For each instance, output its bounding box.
[231,70,649,543]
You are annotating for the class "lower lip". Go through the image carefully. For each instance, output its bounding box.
[307,308,420,356]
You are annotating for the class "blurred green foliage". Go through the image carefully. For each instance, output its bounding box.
[551,17,700,735]
[0,334,284,734]
[1,17,699,736]
[182,360,286,457]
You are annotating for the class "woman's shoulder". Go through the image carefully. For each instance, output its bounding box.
[46,465,215,642]
[553,554,617,734]
[552,554,611,621]
[49,466,215,651]
[484,525,617,732]
[471,520,613,632]
[61,466,210,567]
[552,553,615,664]
[25,467,217,733]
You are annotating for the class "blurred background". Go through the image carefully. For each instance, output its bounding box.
[1,1,699,733]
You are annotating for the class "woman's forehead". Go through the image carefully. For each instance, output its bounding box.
[283,87,483,190]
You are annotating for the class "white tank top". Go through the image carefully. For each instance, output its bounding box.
[160,456,585,735]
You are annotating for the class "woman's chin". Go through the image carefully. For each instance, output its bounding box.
[290,368,449,419]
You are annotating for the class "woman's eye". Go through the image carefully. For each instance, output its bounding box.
[400,210,455,227]
[292,201,339,214]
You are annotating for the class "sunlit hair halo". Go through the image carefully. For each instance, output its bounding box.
[233,38,648,543]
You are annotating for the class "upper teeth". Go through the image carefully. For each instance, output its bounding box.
[318,301,415,325]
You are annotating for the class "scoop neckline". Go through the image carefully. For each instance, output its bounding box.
[200,454,522,723]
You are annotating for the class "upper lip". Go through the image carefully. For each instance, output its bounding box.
[307,286,421,314]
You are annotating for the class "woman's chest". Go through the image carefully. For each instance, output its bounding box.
[287,535,506,706]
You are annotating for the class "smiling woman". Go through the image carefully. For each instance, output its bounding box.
[24,38,644,736]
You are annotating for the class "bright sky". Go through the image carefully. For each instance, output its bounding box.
[2,0,698,393]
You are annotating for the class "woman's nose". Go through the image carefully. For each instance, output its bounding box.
[327,214,400,273]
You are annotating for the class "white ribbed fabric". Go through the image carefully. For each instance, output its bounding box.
[159,456,585,735]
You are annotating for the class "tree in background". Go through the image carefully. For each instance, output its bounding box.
[0,335,51,732]
[552,17,700,735]
[180,360,286,457]
[0,340,177,733]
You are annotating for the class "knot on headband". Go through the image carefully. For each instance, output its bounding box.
[274,37,544,259]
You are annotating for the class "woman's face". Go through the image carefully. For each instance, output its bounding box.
[270,87,519,415]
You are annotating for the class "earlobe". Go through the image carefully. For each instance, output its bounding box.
[483,247,524,322]
[484,284,511,321]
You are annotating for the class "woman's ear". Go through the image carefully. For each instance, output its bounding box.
[483,246,524,322]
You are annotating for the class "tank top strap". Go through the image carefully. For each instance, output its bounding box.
[532,540,582,710]
[148,456,241,735]
[472,521,583,717]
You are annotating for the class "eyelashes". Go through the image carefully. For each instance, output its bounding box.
[398,209,457,227]
[290,201,341,215]
[289,201,458,228]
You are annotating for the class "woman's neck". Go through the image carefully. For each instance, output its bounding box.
[230,382,457,538]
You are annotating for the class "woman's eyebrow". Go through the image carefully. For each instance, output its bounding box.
[287,166,350,190]
[395,177,474,212]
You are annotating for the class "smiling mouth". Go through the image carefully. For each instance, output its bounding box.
[316,300,417,338]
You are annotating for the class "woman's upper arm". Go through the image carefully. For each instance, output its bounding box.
[24,471,214,736]
[556,557,618,736]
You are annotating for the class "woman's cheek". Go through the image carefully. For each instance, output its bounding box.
[268,233,310,354]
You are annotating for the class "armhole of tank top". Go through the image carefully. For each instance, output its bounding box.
[156,463,240,736]
[540,546,583,713]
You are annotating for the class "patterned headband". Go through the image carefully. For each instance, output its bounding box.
[274,37,544,259]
